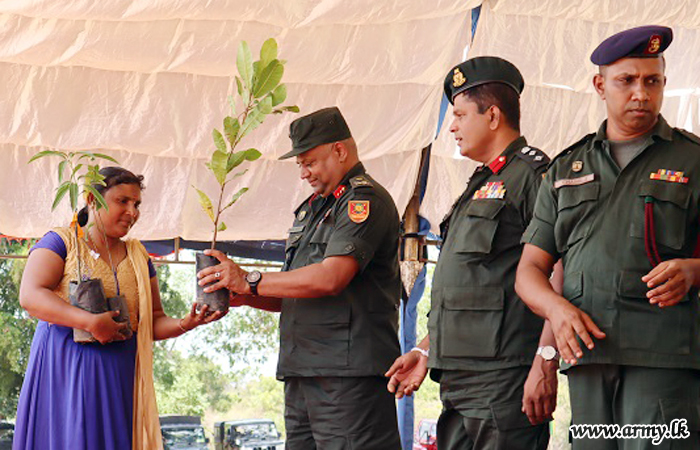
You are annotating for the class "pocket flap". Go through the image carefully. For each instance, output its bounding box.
[285,233,303,251]
[617,270,649,299]
[466,199,505,219]
[557,182,600,211]
[659,398,700,431]
[443,286,504,311]
[490,401,533,431]
[638,179,691,208]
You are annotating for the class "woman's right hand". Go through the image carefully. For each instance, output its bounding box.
[88,311,128,344]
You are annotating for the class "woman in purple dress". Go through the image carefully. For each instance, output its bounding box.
[13,167,225,450]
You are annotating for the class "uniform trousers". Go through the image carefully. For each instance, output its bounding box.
[283,376,401,450]
[436,366,550,450]
[567,364,700,450]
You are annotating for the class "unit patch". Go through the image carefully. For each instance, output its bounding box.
[348,201,370,223]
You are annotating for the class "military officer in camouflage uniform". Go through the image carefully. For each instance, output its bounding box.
[516,26,700,449]
[386,57,555,450]
[198,106,402,450]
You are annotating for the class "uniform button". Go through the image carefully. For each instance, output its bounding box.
[344,244,355,253]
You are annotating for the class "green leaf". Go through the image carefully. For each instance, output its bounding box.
[228,95,236,116]
[231,168,248,179]
[236,41,253,91]
[252,59,283,98]
[71,163,84,180]
[259,38,278,73]
[224,187,249,210]
[28,150,65,164]
[238,98,270,139]
[217,221,227,232]
[226,151,246,173]
[235,76,244,97]
[272,105,300,114]
[223,116,240,147]
[244,149,262,161]
[210,150,228,185]
[212,129,227,153]
[271,84,287,107]
[51,181,72,211]
[84,185,108,211]
[91,153,119,164]
[193,187,215,223]
[58,160,68,183]
[69,183,79,212]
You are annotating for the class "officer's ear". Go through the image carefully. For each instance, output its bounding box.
[333,141,348,163]
[593,73,606,100]
[488,105,501,131]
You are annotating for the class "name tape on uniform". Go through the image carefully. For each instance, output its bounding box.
[554,173,595,189]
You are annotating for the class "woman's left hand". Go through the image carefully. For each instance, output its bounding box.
[180,303,227,332]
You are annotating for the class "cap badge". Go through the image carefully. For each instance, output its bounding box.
[453,68,466,88]
[572,161,583,172]
[646,35,662,54]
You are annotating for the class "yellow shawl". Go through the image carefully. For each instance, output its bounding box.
[127,239,163,450]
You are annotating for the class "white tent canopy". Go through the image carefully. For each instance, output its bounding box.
[1,0,698,240]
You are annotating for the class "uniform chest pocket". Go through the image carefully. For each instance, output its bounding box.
[310,223,333,245]
[452,200,505,254]
[554,181,600,253]
[629,180,690,250]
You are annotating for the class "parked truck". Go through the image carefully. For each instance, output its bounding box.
[213,419,283,450]
[160,415,210,450]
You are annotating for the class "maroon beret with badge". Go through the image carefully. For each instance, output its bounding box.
[590,25,673,66]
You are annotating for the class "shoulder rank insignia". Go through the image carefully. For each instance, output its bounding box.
[348,200,370,223]
[473,181,505,200]
[516,146,549,170]
[350,175,373,188]
[650,169,688,184]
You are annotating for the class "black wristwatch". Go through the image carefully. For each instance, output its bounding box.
[245,270,262,295]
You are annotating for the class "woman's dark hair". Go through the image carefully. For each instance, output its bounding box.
[77,167,145,226]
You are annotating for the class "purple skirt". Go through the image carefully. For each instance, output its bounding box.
[13,321,136,450]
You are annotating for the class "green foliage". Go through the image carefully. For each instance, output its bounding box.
[28,150,118,213]
[0,240,35,419]
[154,348,233,416]
[194,38,298,248]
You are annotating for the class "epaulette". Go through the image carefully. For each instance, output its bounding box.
[349,175,373,189]
[675,128,700,146]
[549,133,596,167]
[515,146,550,171]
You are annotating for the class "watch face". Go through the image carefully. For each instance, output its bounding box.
[541,346,557,360]
[246,271,262,283]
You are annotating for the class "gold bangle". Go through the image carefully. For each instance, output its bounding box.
[178,318,188,333]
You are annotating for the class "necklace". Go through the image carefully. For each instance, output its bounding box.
[86,228,122,296]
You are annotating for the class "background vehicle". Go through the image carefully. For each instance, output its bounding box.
[213,419,283,450]
[160,415,210,450]
[413,419,437,450]
[0,422,13,450]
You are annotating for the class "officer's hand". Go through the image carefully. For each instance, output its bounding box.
[643,259,700,308]
[385,351,428,399]
[547,298,605,365]
[197,249,249,294]
[522,355,558,425]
